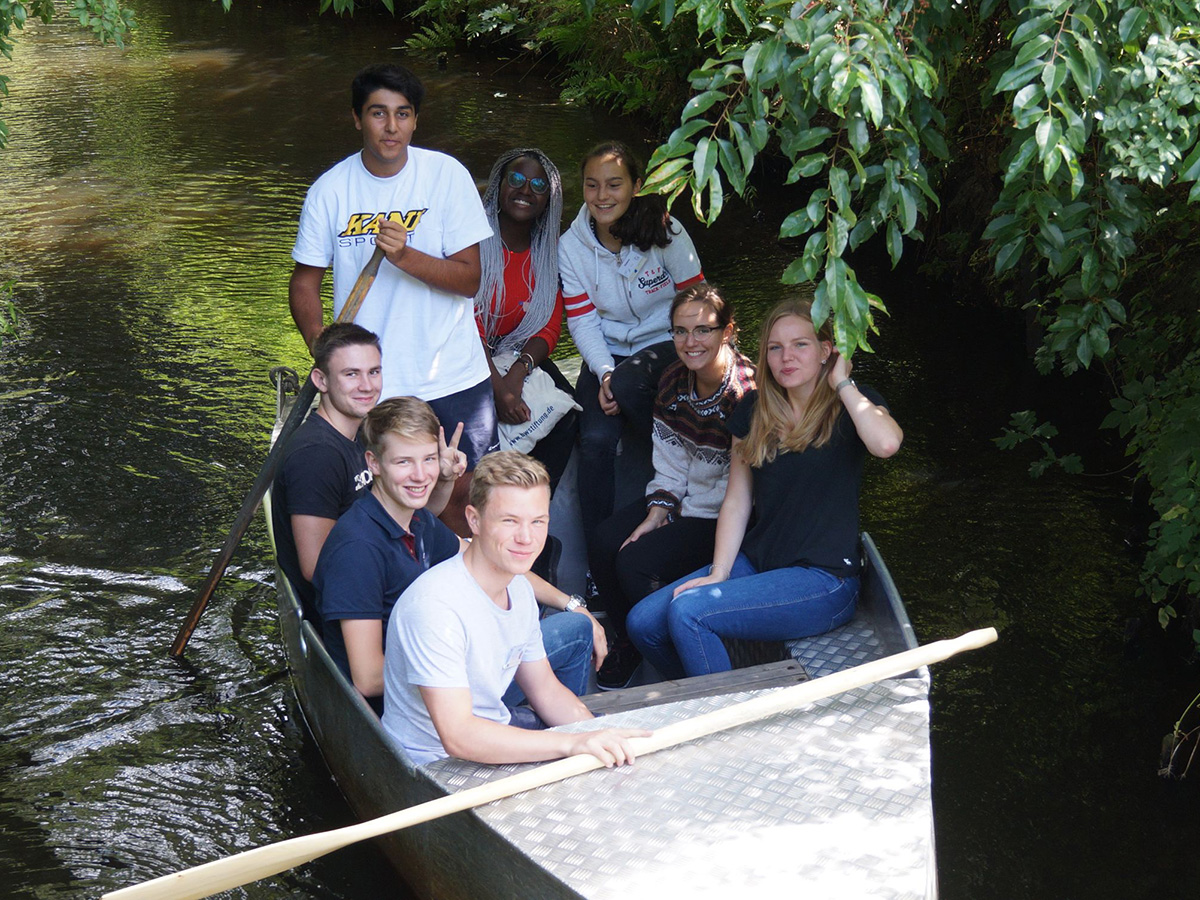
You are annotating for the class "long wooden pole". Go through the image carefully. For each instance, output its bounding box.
[169,247,386,658]
[116,627,997,900]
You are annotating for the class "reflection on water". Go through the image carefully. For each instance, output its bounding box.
[1,0,1197,897]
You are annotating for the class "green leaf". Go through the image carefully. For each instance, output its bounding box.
[897,185,917,233]
[1080,249,1099,293]
[1179,139,1200,182]
[847,115,869,154]
[1118,8,1148,43]
[887,220,903,267]
[829,166,851,211]
[828,213,849,256]
[742,42,764,83]
[749,119,770,151]
[859,80,883,127]
[995,236,1027,275]
[983,213,1019,241]
[780,208,813,239]
[801,231,827,280]
[996,58,1042,94]
[788,152,828,182]
[777,255,806,283]
[682,90,725,122]
[717,137,746,194]
[1016,34,1054,67]
[1011,13,1055,48]
[706,175,724,225]
[642,157,691,193]
[1041,60,1067,97]
[693,137,719,189]
[1076,332,1093,367]
[730,121,755,181]
[787,126,833,155]
[1005,135,1039,186]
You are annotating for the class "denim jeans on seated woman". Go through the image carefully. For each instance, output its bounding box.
[626,553,859,679]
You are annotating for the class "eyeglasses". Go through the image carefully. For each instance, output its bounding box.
[506,170,549,195]
[669,325,719,341]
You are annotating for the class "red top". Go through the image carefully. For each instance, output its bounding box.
[475,247,565,353]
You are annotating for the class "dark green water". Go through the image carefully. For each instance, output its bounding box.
[0,1,1196,897]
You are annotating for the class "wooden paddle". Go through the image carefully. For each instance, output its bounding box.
[169,246,387,659]
[116,626,997,899]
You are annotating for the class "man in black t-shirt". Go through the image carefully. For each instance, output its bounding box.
[272,323,384,634]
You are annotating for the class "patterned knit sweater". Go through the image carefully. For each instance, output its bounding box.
[645,351,756,519]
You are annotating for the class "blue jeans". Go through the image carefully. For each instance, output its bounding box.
[503,609,593,708]
[626,553,859,679]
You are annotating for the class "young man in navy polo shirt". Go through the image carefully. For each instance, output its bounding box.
[314,398,605,715]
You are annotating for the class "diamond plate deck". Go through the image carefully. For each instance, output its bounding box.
[787,618,887,679]
[427,677,933,899]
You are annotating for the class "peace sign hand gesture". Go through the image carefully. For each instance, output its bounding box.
[438,423,468,484]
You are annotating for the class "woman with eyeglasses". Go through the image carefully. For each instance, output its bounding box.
[558,141,706,543]
[586,283,755,688]
[626,294,904,679]
[474,148,578,490]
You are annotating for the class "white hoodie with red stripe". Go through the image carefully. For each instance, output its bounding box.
[559,204,704,378]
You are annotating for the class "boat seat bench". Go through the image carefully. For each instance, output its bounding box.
[582,658,808,716]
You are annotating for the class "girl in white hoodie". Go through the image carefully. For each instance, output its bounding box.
[559,141,705,540]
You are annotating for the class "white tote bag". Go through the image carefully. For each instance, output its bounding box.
[492,352,582,453]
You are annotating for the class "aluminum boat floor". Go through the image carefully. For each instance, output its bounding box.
[426,678,933,899]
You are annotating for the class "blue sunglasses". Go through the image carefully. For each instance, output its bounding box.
[506,170,550,195]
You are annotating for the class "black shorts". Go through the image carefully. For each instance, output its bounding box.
[427,377,500,469]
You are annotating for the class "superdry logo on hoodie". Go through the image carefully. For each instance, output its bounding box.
[636,265,672,294]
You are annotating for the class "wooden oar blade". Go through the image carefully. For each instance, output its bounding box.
[101,829,355,900]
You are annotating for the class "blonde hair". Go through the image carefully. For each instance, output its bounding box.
[739,293,841,467]
[468,451,550,511]
[361,397,441,456]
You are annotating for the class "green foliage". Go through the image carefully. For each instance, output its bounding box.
[1101,296,1200,634]
[995,410,1083,477]
[0,0,134,148]
[401,0,704,118]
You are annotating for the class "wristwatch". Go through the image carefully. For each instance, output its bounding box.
[563,594,588,613]
[835,377,857,394]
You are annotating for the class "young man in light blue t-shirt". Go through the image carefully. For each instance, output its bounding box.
[382,452,648,767]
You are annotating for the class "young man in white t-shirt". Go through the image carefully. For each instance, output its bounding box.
[289,63,497,534]
[382,451,648,767]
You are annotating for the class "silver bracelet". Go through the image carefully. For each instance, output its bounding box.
[835,377,857,394]
[519,352,537,374]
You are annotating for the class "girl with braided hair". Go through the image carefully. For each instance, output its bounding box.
[474,148,578,490]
